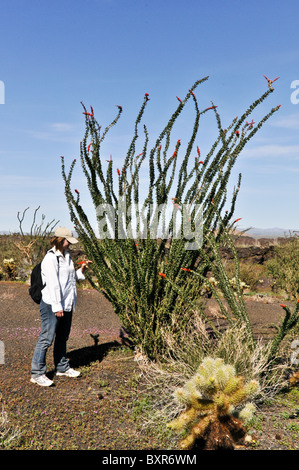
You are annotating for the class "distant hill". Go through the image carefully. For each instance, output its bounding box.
[244,227,299,238]
[1,227,298,239]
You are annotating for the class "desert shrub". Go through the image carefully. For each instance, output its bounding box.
[224,259,267,292]
[0,235,48,281]
[0,396,20,449]
[266,237,299,299]
[62,76,281,360]
[2,258,17,280]
[0,207,60,282]
[0,235,19,276]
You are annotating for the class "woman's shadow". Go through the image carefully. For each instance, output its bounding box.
[66,334,123,368]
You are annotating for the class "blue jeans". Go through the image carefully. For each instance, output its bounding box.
[31,300,73,377]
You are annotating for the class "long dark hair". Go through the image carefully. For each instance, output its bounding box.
[50,236,66,253]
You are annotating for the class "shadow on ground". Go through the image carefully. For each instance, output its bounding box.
[66,340,122,368]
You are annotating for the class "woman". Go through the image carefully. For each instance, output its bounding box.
[31,227,90,387]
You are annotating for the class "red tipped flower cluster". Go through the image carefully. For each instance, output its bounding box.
[83,106,94,118]
[264,75,280,85]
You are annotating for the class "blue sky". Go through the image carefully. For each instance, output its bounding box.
[0,0,299,234]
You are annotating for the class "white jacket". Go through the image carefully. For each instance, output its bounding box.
[41,248,85,313]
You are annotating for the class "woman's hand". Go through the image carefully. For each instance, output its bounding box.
[55,310,64,317]
[79,260,92,273]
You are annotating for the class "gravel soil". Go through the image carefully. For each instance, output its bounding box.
[0,281,298,452]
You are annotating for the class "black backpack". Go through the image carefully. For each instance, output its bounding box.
[29,262,44,304]
[29,251,58,304]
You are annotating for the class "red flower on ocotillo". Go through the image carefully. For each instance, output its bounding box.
[83,106,94,117]
[264,75,280,84]
[205,105,218,111]
[117,168,121,176]
[246,119,255,129]
[181,268,191,272]
[158,272,166,278]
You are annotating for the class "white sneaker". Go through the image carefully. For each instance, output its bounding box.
[30,374,54,387]
[56,368,80,378]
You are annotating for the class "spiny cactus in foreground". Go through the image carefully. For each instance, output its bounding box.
[168,357,259,450]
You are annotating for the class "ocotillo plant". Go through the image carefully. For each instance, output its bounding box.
[162,219,256,347]
[61,76,280,359]
[267,301,299,364]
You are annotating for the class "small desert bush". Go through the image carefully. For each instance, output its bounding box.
[0,234,50,281]
[0,398,20,448]
[266,237,299,299]
[0,207,60,282]
[224,259,267,292]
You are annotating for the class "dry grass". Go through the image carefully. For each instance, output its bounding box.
[136,314,291,433]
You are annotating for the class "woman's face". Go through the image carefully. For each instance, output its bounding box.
[62,239,70,251]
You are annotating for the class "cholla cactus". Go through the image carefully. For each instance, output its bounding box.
[229,276,249,292]
[2,258,17,280]
[168,357,259,450]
